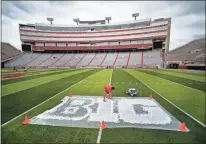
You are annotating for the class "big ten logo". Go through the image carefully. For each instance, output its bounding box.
[45,97,171,125]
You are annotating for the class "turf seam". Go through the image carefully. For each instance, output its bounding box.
[125,70,206,127]
[2,69,100,127]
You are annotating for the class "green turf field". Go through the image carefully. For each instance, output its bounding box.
[1,68,206,143]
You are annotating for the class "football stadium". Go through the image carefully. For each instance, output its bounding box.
[1,2,206,143]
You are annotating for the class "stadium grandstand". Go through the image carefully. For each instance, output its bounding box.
[165,38,205,70]
[1,42,21,68]
[4,15,171,69]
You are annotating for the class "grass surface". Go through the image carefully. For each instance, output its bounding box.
[1,69,205,143]
[69,69,112,96]
[1,68,57,74]
[1,69,96,124]
[2,69,81,96]
[101,69,205,143]
[1,69,73,85]
[153,69,205,82]
[162,69,206,77]
[127,69,205,124]
[139,69,206,92]
[2,69,99,143]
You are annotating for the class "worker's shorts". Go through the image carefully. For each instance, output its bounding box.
[104,90,111,94]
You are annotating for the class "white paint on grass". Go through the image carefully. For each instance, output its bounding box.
[126,71,206,127]
[97,69,113,144]
[118,99,171,124]
[96,128,102,144]
[31,96,175,126]
[109,69,113,85]
[89,99,119,123]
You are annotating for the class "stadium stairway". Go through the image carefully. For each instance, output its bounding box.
[112,52,120,67]
[86,53,97,67]
[126,52,131,68]
[62,54,76,67]
[50,53,65,67]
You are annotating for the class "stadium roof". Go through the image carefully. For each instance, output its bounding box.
[79,20,106,25]
[21,18,153,28]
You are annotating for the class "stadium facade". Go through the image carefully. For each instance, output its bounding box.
[5,16,172,69]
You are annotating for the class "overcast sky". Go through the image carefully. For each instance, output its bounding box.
[2,1,205,51]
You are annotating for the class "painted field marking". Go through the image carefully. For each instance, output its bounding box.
[97,69,113,144]
[2,70,99,127]
[126,70,206,127]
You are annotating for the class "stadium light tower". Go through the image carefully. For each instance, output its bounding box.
[132,13,139,20]
[105,17,111,24]
[73,18,80,25]
[47,17,54,24]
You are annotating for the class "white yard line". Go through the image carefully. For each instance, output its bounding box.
[97,69,113,144]
[126,70,206,127]
[2,70,99,127]
[109,69,113,85]
[96,128,103,144]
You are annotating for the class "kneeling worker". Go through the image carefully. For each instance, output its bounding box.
[104,84,115,102]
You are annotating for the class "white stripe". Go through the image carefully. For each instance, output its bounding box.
[109,69,113,85]
[96,128,102,143]
[2,70,98,127]
[97,69,113,144]
[126,70,206,127]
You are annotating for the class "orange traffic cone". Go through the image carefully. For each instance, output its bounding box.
[23,116,30,125]
[100,121,107,130]
[149,94,152,100]
[179,122,188,132]
[68,93,72,97]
